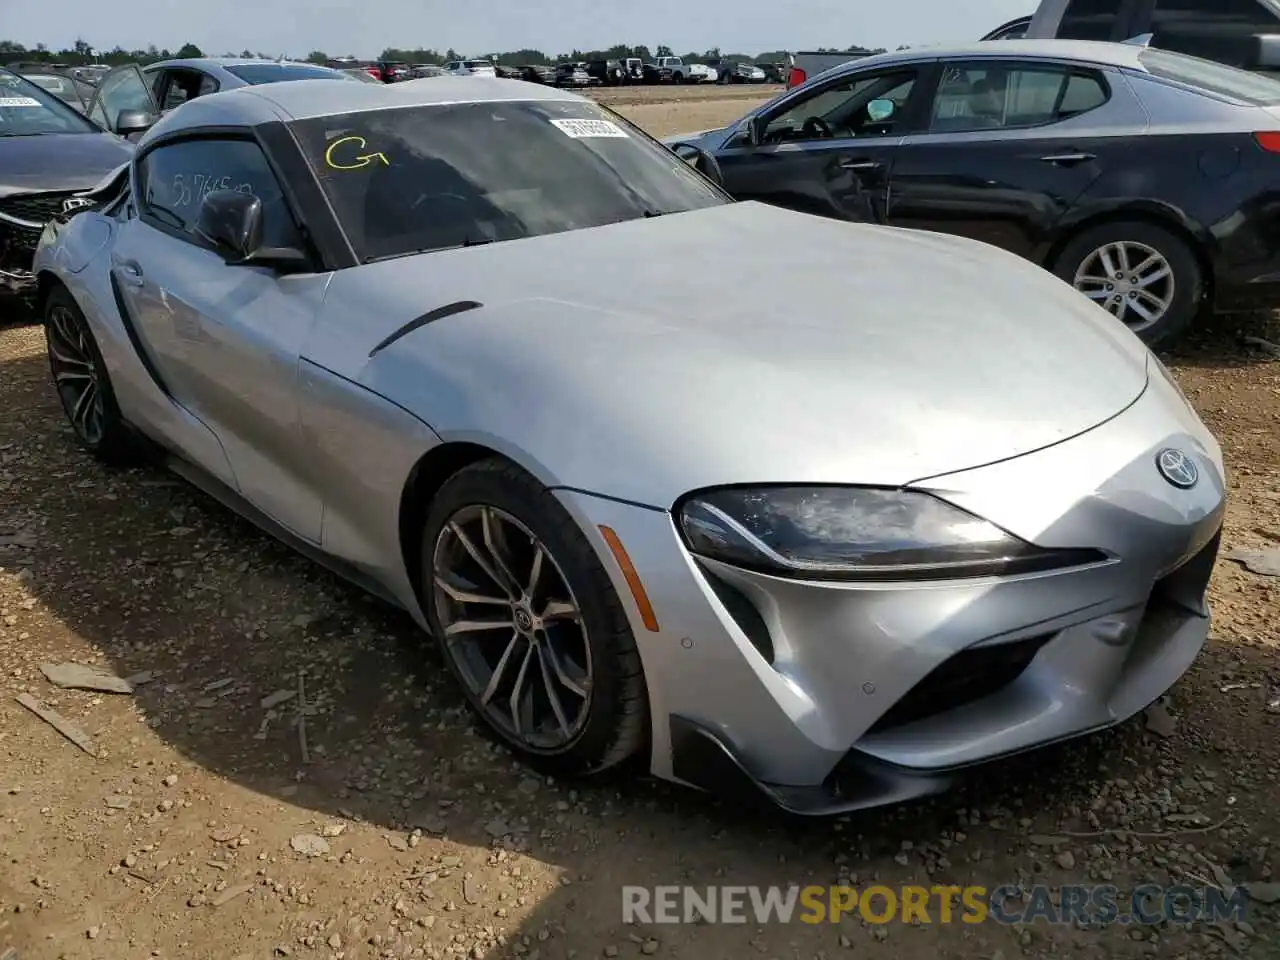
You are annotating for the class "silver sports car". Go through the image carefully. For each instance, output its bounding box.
[33,76,1225,814]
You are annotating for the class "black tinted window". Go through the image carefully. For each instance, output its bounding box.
[224,63,343,84]
[1058,0,1121,40]
[1151,0,1280,65]
[289,101,727,263]
[139,138,302,247]
[1138,46,1280,101]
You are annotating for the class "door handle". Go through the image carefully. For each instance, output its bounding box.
[839,158,882,171]
[1039,151,1096,165]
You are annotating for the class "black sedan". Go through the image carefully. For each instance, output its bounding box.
[665,39,1280,346]
[0,69,132,305]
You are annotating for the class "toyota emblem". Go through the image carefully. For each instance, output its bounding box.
[1155,448,1198,489]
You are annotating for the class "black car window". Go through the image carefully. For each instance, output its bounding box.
[1058,0,1122,40]
[288,100,728,263]
[223,63,343,84]
[138,137,303,248]
[762,70,918,143]
[0,70,99,134]
[90,67,154,132]
[929,65,1108,132]
[1150,0,1280,65]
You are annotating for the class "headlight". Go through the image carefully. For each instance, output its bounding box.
[677,486,1105,581]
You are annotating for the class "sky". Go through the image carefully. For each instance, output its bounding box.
[12,0,1036,59]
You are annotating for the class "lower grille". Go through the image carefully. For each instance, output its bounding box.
[867,633,1052,734]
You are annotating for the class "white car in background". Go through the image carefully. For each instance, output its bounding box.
[444,59,498,77]
[687,63,719,83]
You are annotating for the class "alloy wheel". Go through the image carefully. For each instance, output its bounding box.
[1072,240,1175,334]
[46,304,106,445]
[432,504,593,751]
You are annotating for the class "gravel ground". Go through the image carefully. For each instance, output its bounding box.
[1,91,1279,960]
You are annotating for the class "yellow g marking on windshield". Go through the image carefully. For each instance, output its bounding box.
[324,135,390,170]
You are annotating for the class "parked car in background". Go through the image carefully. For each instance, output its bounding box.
[586,59,626,85]
[411,64,446,79]
[32,75,1226,817]
[520,64,555,84]
[686,62,719,83]
[1018,0,1280,74]
[785,49,876,88]
[342,67,383,84]
[623,57,646,82]
[20,68,96,113]
[555,62,597,87]
[70,65,111,86]
[716,60,768,83]
[83,58,358,138]
[759,62,788,83]
[494,64,523,79]
[665,40,1280,346]
[0,68,132,303]
[375,61,411,82]
[651,56,689,82]
[443,59,498,77]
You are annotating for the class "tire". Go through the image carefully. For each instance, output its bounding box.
[672,72,684,84]
[43,285,139,465]
[420,457,649,776]
[1051,219,1203,348]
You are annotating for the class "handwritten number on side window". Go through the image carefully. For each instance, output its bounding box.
[324,135,390,170]
[171,173,255,208]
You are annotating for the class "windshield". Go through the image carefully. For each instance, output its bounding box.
[0,69,98,135]
[290,100,728,262]
[224,63,345,84]
[1137,48,1280,105]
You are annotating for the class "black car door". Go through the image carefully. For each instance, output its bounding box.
[886,59,1119,260]
[84,65,159,137]
[711,63,932,224]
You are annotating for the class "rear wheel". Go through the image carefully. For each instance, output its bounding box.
[1052,220,1202,348]
[421,458,649,776]
[44,286,138,464]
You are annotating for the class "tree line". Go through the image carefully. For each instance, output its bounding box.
[0,38,887,69]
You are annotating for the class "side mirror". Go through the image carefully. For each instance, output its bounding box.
[867,98,895,122]
[194,189,310,272]
[743,113,766,145]
[669,142,725,186]
[115,109,154,137]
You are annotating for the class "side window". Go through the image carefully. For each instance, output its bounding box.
[1057,0,1122,40]
[929,65,1108,132]
[1150,0,1280,65]
[91,68,154,132]
[138,138,303,249]
[762,70,918,143]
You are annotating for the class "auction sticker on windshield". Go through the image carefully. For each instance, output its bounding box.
[0,97,41,107]
[550,118,629,138]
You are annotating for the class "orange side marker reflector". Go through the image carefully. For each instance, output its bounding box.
[598,525,660,633]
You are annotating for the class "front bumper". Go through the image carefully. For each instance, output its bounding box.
[554,364,1225,811]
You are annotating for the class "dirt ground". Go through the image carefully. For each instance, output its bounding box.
[2,86,1279,960]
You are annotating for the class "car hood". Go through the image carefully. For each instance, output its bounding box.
[0,132,134,195]
[316,202,1151,508]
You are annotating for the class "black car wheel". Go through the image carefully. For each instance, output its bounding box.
[44,285,138,464]
[1053,220,1203,347]
[421,458,649,776]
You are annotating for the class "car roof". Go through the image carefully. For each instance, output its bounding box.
[146,57,335,72]
[139,75,588,136]
[837,39,1147,71]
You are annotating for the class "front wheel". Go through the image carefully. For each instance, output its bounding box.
[44,286,139,464]
[1052,220,1203,348]
[421,458,649,776]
